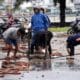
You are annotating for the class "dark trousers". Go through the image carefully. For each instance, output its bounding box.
[30,31,53,54]
[67,42,80,56]
[67,42,74,56]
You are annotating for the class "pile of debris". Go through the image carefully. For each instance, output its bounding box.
[0,58,30,77]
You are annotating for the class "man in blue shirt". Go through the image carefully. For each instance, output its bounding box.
[31,7,49,32]
[30,7,50,54]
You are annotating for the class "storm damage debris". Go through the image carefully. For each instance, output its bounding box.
[51,52,63,57]
[0,59,30,76]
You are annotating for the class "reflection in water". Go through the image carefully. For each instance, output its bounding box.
[67,59,80,71]
[42,59,52,70]
[54,57,80,71]
[30,59,52,71]
[67,58,74,67]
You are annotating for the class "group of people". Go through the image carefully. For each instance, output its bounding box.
[66,18,80,58]
[1,7,52,59]
[31,7,80,59]
[1,6,80,60]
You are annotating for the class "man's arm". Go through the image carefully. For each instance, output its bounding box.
[43,14,50,30]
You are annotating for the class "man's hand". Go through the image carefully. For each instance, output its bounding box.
[76,38,80,41]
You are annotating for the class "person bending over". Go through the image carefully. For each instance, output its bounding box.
[67,33,80,58]
[2,27,25,58]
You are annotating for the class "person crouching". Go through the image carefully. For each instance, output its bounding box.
[2,27,25,59]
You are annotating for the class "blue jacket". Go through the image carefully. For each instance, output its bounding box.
[31,13,49,32]
[43,13,50,27]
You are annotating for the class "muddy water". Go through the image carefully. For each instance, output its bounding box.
[0,33,80,80]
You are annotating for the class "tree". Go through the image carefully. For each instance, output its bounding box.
[71,0,73,2]
[53,0,66,27]
[0,0,4,5]
[14,0,29,9]
[60,0,66,27]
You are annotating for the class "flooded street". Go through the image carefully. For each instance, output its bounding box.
[0,0,79,79]
[0,32,80,80]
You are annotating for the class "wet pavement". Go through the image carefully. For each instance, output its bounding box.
[0,32,80,80]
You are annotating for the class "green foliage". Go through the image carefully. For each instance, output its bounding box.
[0,0,3,1]
[0,0,3,3]
[48,27,69,32]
